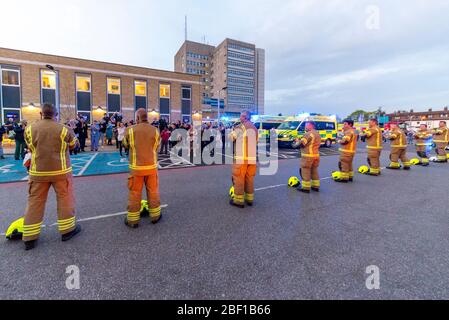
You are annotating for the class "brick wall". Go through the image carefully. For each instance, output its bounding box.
[0,47,201,124]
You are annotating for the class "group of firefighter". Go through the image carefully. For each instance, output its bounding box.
[6,103,449,250]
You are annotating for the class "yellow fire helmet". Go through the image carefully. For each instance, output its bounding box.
[332,171,342,180]
[410,158,420,165]
[358,165,369,174]
[288,176,300,187]
[140,200,149,217]
[229,186,235,198]
[5,217,24,240]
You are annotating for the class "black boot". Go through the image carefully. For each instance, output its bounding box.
[124,218,138,229]
[24,240,37,251]
[151,214,162,225]
[298,188,310,194]
[61,225,82,241]
[229,199,245,208]
[312,187,320,192]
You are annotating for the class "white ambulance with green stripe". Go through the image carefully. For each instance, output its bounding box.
[276,115,338,148]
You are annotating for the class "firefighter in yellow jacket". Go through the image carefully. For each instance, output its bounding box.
[22,103,81,250]
[414,124,432,166]
[122,108,161,227]
[432,121,448,163]
[334,119,358,183]
[229,111,258,208]
[386,123,411,170]
[359,118,383,176]
[296,121,321,193]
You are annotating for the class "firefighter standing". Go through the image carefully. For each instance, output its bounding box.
[22,103,81,250]
[229,111,258,208]
[386,123,411,170]
[122,108,161,227]
[334,119,358,183]
[297,121,321,193]
[414,124,432,166]
[359,119,383,176]
[432,121,448,163]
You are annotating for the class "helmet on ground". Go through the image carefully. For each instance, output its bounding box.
[332,171,342,180]
[5,217,24,240]
[140,200,149,217]
[358,165,369,174]
[288,176,300,187]
[229,186,235,198]
[410,158,420,165]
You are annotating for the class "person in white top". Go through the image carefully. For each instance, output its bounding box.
[117,122,126,157]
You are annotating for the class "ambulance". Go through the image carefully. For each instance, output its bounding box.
[252,115,287,141]
[276,114,338,148]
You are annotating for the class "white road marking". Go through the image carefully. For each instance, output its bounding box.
[1,204,169,236]
[77,152,99,176]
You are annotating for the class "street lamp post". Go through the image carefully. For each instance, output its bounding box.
[217,86,227,123]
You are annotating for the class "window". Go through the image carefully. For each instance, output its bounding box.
[76,74,91,112]
[181,86,191,116]
[160,84,170,98]
[76,76,91,92]
[2,70,20,86]
[42,70,56,89]
[135,80,147,97]
[107,77,121,112]
[134,80,147,111]
[1,66,21,116]
[107,78,120,94]
[159,84,170,116]
[316,122,336,131]
[41,69,58,109]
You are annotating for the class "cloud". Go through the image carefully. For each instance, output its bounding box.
[1,0,449,116]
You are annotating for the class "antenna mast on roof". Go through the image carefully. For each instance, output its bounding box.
[185,15,188,41]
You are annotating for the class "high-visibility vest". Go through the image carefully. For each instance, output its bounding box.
[339,128,358,154]
[300,130,321,158]
[389,128,407,148]
[365,127,383,150]
[24,119,77,181]
[124,122,159,176]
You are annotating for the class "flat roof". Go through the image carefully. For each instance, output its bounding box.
[0,47,200,80]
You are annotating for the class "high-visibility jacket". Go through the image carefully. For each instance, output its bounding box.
[25,119,77,181]
[24,119,77,181]
[364,126,383,150]
[339,128,358,154]
[231,120,258,163]
[414,129,432,146]
[388,128,407,148]
[433,127,449,144]
[299,130,321,158]
[123,122,160,176]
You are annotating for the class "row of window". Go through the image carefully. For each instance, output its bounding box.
[228,51,255,62]
[228,44,255,54]
[228,94,254,103]
[187,52,209,60]
[228,59,255,70]
[228,77,254,87]
[228,103,256,111]
[187,60,207,68]
[228,86,254,94]
[187,68,207,75]
[0,65,193,123]
[228,68,254,78]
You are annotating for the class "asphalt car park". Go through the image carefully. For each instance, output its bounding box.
[1,150,448,299]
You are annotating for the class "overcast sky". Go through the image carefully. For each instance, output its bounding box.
[1,0,449,117]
